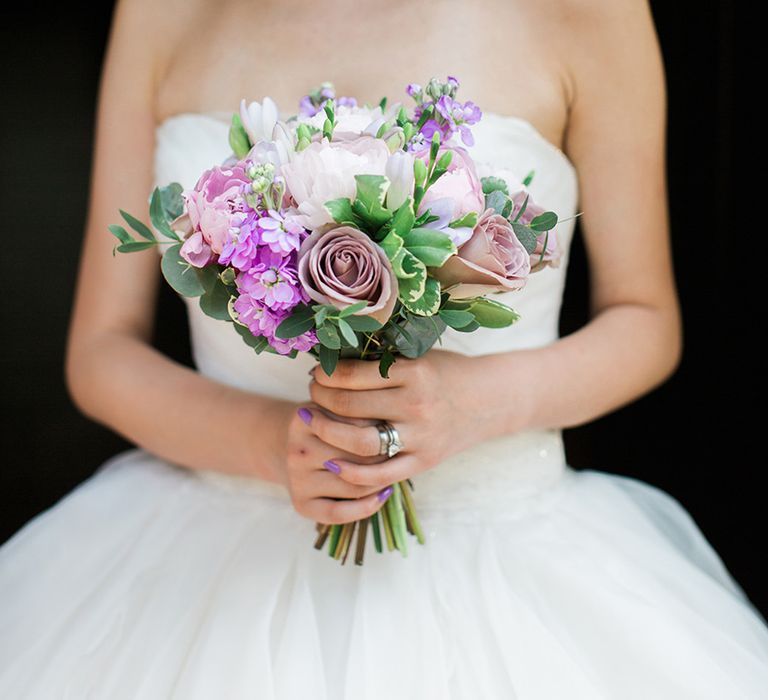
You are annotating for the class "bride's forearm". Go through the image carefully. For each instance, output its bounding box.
[65,331,293,483]
[472,302,682,440]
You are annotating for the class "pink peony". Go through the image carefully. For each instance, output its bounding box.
[432,207,531,298]
[184,164,251,255]
[279,135,390,231]
[416,145,484,224]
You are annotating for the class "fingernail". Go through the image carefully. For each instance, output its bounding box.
[377,485,394,503]
[308,366,316,376]
[323,460,341,474]
[297,407,312,425]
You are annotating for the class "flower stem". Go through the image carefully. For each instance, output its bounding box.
[400,480,426,545]
[370,512,383,553]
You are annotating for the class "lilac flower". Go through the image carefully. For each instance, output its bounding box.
[218,210,261,271]
[435,95,482,146]
[232,288,318,355]
[235,249,308,311]
[258,209,307,255]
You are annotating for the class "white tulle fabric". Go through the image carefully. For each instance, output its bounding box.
[1,111,767,699]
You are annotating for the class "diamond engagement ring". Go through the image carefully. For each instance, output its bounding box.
[376,421,403,458]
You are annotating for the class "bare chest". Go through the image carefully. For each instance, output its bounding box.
[155,0,572,149]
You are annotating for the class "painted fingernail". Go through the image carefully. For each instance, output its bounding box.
[377,485,394,503]
[323,460,341,474]
[297,407,312,425]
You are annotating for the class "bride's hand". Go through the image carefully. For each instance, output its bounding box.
[305,351,481,488]
[279,404,394,525]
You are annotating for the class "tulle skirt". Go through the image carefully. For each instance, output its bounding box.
[1,446,767,699]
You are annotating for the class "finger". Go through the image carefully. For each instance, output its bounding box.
[309,382,405,420]
[327,453,422,488]
[306,468,382,500]
[304,489,393,525]
[312,358,407,390]
[308,409,382,457]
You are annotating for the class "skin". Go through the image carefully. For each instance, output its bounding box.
[65,0,681,525]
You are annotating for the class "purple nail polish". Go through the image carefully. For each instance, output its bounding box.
[377,485,394,503]
[323,460,341,474]
[297,407,312,425]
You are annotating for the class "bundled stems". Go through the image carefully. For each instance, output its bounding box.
[316,479,423,564]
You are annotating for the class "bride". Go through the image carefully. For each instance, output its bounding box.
[2,0,767,697]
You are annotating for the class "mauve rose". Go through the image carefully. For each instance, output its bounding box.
[184,164,250,254]
[417,145,484,222]
[432,207,531,298]
[510,189,561,271]
[298,225,397,323]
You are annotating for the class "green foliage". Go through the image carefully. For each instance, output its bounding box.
[160,244,206,297]
[319,344,340,375]
[530,212,558,232]
[274,304,315,339]
[199,278,233,320]
[511,223,538,254]
[149,188,180,241]
[229,113,251,158]
[119,209,155,242]
[481,176,509,195]
[351,175,392,232]
[324,197,365,228]
[233,322,271,353]
[400,228,456,267]
[401,276,441,316]
[160,183,184,221]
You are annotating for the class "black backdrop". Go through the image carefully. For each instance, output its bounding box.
[2,3,758,614]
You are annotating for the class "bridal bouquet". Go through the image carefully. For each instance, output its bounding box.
[110,76,563,565]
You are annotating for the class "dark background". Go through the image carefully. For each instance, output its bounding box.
[2,4,757,613]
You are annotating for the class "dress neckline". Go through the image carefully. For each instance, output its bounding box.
[155,109,577,176]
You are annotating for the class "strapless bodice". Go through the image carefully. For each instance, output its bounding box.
[151,110,580,516]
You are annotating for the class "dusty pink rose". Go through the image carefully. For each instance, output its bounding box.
[297,225,397,323]
[184,164,250,254]
[432,207,531,298]
[511,189,561,271]
[417,145,484,222]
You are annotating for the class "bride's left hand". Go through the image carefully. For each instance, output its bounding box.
[306,351,485,488]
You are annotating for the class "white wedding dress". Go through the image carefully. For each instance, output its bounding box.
[2,110,767,700]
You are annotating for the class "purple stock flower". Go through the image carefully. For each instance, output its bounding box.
[435,95,482,146]
[236,249,308,311]
[218,210,260,271]
[258,209,306,255]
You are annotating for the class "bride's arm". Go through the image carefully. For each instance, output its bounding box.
[64,0,292,483]
[489,0,682,435]
[303,0,682,485]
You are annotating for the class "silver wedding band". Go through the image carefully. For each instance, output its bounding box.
[376,421,403,458]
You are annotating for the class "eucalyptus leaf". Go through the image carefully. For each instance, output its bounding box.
[344,315,383,332]
[199,280,233,320]
[530,211,558,232]
[160,244,206,296]
[337,318,358,347]
[511,223,538,254]
[339,301,368,317]
[149,188,176,240]
[117,241,156,253]
[274,304,315,339]
[378,350,396,379]
[385,313,446,358]
[233,322,271,353]
[319,344,339,375]
[119,210,155,242]
[481,176,509,195]
[108,224,133,245]
[317,323,341,349]
[485,190,508,216]
[160,182,184,221]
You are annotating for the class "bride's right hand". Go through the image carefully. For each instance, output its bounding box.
[278,404,393,525]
